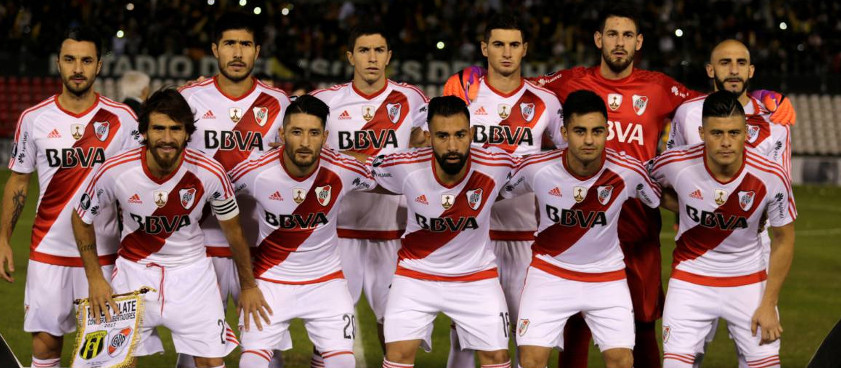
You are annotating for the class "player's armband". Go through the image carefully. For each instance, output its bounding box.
[211,197,240,221]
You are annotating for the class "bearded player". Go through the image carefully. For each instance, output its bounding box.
[0,27,141,368]
[651,91,795,368]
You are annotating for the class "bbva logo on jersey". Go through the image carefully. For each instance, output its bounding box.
[315,185,332,206]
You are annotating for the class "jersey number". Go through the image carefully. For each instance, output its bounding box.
[343,314,356,339]
[499,312,510,338]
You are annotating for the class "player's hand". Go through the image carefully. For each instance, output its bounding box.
[751,303,783,344]
[0,242,14,283]
[88,277,118,324]
[238,285,272,332]
[181,75,209,89]
[752,90,796,125]
[443,66,486,104]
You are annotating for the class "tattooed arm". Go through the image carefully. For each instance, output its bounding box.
[0,171,30,283]
[71,211,117,323]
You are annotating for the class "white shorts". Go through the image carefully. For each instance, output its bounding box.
[110,257,237,358]
[239,278,355,353]
[662,278,780,362]
[24,260,114,336]
[492,239,532,322]
[516,267,635,352]
[383,275,509,352]
[338,237,399,322]
[211,256,241,307]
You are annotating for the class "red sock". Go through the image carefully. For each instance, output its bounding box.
[558,313,591,368]
[635,321,661,368]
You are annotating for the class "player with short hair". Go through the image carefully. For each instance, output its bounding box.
[503,90,661,368]
[0,26,141,368]
[230,95,377,368]
[651,91,795,368]
[71,88,272,368]
[178,12,292,367]
[374,96,514,368]
[310,23,429,356]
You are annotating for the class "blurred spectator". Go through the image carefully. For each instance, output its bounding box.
[118,70,150,115]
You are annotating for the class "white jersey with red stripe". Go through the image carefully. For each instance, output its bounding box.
[501,148,661,276]
[76,147,239,267]
[466,77,565,239]
[229,148,376,284]
[8,94,141,266]
[180,76,291,252]
[651,144,796,282]
[311,80,429,239]
[668,95,791,175]
[369,146,517,280]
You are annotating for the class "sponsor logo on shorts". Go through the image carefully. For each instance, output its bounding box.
[517,319,530,336]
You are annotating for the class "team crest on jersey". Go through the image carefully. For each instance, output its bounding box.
[292,187,307,204]
[93,121,110,141]
[608,93,623,111]
[497,104,511,119]
[253,107,269,127]
[714,189,728,206]
[386,103,402,124]
[465,188,483,211]
[738,191,755,211]
[573,186,587,203]
[362,105,375,122]
[71,124,85,140]
[517,319,530,336]
[746,124,760,144]
[597,185,613,205]
[315,185,332,206]
[441,194,455,209]
[632,95,648,116]
[179,188,197,209]
[229,107,243,123]
[519,102,535,122]
[153,190,168,208]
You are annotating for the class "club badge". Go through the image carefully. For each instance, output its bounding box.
[597,185,613,205]
[497,104,511,119]
[153,190,168,208]
[465,188,483,211]
[386,103,401,124]
[714,189,728,206]
[632,95,648,116]
[71,123,85,140]
[441,194,455,209]
[573,186,587,203]
[253,106,269,127]
[608,93,623,111]
[362,105,375,122]
[93,121,110,141]
[519,102,535,122]
[315,185,332,206]
[229,107,243,123]
[179,188,196,209]
[738,191,755,211]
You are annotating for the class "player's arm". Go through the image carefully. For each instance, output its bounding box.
[409,127,427,148]
[659,187,679,213]
[71,211,119,323]
[752,221,794,344]
[0,171,30,283]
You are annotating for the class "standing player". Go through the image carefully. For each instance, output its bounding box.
[0,27,140,368]
[71,88,272,368]
[651,91,795,368]
[230,96,376,368]
[310,24,428,353]
[373,96,513,368]
[503,90,660,368]
[178,12,291,367]
[441,14,565,367]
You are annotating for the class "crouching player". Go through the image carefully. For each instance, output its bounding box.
[502,90,661,368]
[229,95,377,368]
[71,88,272,368]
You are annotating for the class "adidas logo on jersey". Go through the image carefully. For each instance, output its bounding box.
[202,110,216,119]
[47,129,62,138]
[269,191,284,201]
[548,187,562,197]
[475,106,488,115]
[690,189,703,200]
[128,193,142,204]
[415,194,428,205]
[338,110,352,120]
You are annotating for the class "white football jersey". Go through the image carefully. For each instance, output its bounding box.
[311,80,428,239]
[229,148,375,284]
[651,144,796,284]
[77,147,239,267]
[468,77,566,239]
[668,96,791,175]
[9,94,141,266]
[502,148,660,277]
[180,76,291,254]
[370,146,517,280]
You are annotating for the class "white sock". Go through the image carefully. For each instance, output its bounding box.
[241,349,274,368]
[481,362,512,368]
[664,353,695,368]
[745,355,780,368]
[31,357,60,368]
[447,325,475,368]
[322,350,355,368]
[310,350,324,368]
[383,359,414,367]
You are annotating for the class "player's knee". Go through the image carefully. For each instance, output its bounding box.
[603,348,633,368]
[385,342,418,364]
[194,356,225,368]
[31,332,62,358]
[477,349,510,364]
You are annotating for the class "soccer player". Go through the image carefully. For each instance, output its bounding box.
[502,90,661,368]
[441,13,565,367]
[0,27,141,368]
[651,91,795,368]
[229,95,376,368]
[71,88,272,368]
[310,24,428,354]
[373,96,513,368]
[178,12,292,367]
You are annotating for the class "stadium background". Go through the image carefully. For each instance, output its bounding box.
[0,0,839,366]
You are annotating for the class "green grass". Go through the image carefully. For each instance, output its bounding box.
[1,170,839,367]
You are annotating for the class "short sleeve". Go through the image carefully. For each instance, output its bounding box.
[546,98,566,149]
[367,153,405,194]
[649,156,672,190]
[500,159,538,199]
[766,175,796,227]
[121,117,143,151]
[8,114,36,173]
[76,168,115,224]
[659,75,702,117]
[629,165,661,209]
